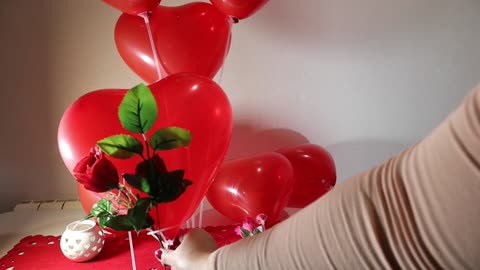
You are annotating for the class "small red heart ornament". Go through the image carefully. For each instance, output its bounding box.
[206,152,294,224]
[115,2,232,83]
[58,73,232,238]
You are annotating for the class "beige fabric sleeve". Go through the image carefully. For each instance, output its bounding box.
[207,85,480,270]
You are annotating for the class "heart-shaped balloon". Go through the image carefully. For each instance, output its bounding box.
[115,2,232,84]
[102,0,161,15]
[58,73,232,238]
[276,144,336,208]
[206,152,294,224]
[210,0,269,20]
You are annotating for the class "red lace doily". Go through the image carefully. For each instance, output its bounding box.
[0,225,241,270]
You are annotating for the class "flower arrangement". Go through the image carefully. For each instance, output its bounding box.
[234,214,268,238]
[73,83,192,242]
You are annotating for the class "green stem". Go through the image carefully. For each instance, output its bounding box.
[118,198,132,209]
[142,133,151,159]
[124,185,137,200]
[142,134,167,270]
[155,206,170,270]
[115,188,123,211]
[120,189,132,203]
[155,205,160,232]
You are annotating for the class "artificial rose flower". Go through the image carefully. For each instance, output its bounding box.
[256,213,268,226]
[234,217,257,237]
[234,226,242,236]
[73,146,119,192]
[241,217,256,232]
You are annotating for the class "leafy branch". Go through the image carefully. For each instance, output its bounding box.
[84,83,193,236]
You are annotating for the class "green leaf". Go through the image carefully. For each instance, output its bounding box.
[135,154,167,177]
[150,170,192,203]
[118,83,158,134]
[104,215,135,231]
[82,214,94,220]
[124,174,151,194]
[134,155,167,195]
[128,198,153,233]
[240,227,253,238]
[253,226,264,235]
[97,216,110,229]
[150,127,192,151]
[90,199,114,218]
[97,135,143,159]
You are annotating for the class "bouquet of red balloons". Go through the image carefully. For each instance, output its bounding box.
[59,74,233,239]
[107,0,270,84]
[58,0,337,247]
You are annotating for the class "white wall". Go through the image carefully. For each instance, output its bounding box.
[0,0,479,212]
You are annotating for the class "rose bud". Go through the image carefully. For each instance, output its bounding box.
[73,146,119,192]
[256,213,268,227]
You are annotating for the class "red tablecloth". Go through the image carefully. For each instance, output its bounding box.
[0,226,241,270]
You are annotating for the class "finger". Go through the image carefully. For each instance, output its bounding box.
[160,248,174,266]
[154,249,162,262]
[178,232,186,243]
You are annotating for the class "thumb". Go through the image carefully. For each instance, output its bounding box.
[157,249,175,266]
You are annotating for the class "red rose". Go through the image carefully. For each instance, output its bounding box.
[73,146,119,192]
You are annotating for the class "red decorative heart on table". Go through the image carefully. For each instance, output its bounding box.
[0,227,241,269]
[206,152,294,225]
[58,73,232,238]
[115,2,232,83]
[276,144,336,208]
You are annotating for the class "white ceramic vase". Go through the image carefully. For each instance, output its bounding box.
[60,219,105,262]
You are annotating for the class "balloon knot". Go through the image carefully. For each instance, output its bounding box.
[229,16,239,24]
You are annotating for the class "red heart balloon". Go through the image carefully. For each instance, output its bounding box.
[102,0,161,15]
[58,73,232,238]
[115,2,232,84]
[206,152,294,224]
[210,0,269,20]
[276,144,336,208]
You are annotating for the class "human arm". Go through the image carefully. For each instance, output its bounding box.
[164,85,480,269]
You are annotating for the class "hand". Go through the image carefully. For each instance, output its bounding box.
[158,228,218,270]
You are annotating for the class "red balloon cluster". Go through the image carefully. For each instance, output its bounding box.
[102,0,161,15]
[102,0,269,19]
[207,144,337,225]
[115,2,232,83]
[58,74,233,238]
[276,144,336,208]
[210,0,270,19]
[101,1,270,83]
[206,152,294,225]
[59,0,281,237]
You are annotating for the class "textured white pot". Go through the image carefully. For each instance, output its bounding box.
[60,219,105,262]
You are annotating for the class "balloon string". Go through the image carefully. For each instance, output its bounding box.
[184,135,193,228]
[215,16,237,85]
[198,197,205,228]
[214,16,235,85]
[148,225,179,237]
[191,211,196,228]
[128,231,137,270]
[216,61,226,85]
[139,12,162,81]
